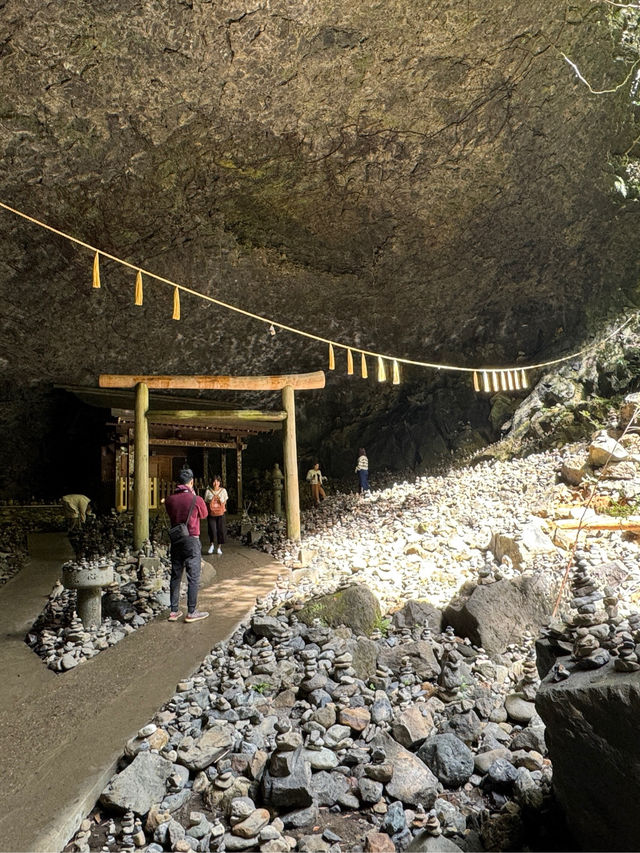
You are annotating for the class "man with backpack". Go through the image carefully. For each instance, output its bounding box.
[164,468,208,622]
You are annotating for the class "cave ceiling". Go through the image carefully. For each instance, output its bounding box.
[1,0,639,404]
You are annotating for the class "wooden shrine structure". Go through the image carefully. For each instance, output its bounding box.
[98,371,326,546]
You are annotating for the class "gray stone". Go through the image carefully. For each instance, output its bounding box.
[391,600,443,634]
[510,725,546,755]
[485,758,518,790]
[371,691,394,724]
[310,770,353,807]
[490,519,556,570]
[407,832,464,851]
[536,661,640,851]
[378,640,441,681]
[417,734,474,787]
[262,747,313,810]
[176,724,234,770]
[381,800,406,835]
[371,732,439,808]
[504,694,536,724]
[347,636,379,681]
[443,574,555,655]
[473,748,511,775]
[391,705,434,749]
[99,752,174,815]
[358,777,384,804]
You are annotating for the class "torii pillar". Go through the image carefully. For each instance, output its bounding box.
[99,371,325,544]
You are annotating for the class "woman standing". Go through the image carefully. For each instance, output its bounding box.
[355,447,370,494]
[306,461,326,505]
[204,475,228,555]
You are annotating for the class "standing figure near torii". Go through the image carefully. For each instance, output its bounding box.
[204,474,228,556]
[164,468,209,623]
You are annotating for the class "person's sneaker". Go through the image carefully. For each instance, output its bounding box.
[207,544,214,554]
[217,546,222,555]
[167,610,182,622]
[185,610,209,623]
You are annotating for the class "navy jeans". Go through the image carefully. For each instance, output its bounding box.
[170,536,201,613]
[358,469,370,492]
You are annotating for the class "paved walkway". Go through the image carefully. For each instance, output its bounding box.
[0,533,289,853]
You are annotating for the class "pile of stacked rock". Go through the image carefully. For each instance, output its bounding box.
[25,543,170,672]
[70,590,558,852]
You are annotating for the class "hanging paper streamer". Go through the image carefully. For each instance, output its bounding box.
[392,359,400,385]
[520,368,528,389]
[482,371,491,393]
[377,356,386,382]
[329,342,335,370]
[347,348,354,375]
[92,252,101,289]
[172,287,181,320]
[135,271,143,306]
[472,371,480,392]
[361,353,368,379]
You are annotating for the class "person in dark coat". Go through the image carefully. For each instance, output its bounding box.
[164,468,208,622]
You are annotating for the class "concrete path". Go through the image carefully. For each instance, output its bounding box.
[0,534,289,853]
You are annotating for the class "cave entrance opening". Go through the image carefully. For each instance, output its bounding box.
[97,371,326,546]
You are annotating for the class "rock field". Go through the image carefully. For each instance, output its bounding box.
[63,435,640,851]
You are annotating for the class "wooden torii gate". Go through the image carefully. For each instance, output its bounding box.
[99,371,325,548]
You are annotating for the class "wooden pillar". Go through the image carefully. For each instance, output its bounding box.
[236,438,243,515]
[281,385,301,541]
[202,448,209,484]
[221,450,227,487]
[133,382,149,549]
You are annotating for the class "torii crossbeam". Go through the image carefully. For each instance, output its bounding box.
[99,372,326,546]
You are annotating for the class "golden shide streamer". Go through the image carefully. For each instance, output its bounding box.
[92,252,101,289]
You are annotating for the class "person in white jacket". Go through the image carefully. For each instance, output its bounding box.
[355,448,370,494]
[306,462,326,505]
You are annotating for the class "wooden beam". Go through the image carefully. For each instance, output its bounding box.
[100,371,326,391]
[282,385,301,541]
[554,516,640,532]
[149,438,245,450]
[146,409,287,422]
[133,382,149,549]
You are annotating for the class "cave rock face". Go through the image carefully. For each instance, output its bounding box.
[536,661,640,851]
[1,0,638,390]
[1,0,639,495]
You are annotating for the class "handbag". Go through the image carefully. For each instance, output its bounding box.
[168,493,198,545]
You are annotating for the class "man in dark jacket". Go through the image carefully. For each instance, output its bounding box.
[164,468,209,622]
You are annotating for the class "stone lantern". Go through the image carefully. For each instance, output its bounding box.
[62,561,114,629]
[271,462,284,516]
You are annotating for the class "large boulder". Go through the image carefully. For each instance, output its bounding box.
[371,732,439,808]
[417,734,474,788]
[536,660,640,851]
[297,584,381,637]
[378,640,441,681]
[99,752,174,815]
[588,431,629,466]
[490,518,556,570]
[391,600,443,634]
[443,573,555,655]
[261,747,313,810]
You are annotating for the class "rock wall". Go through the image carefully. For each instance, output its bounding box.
[1,0,639,493]
[536,661,640,851]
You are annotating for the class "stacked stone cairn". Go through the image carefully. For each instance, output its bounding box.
[26,541,172,672]
[541,548,640,679]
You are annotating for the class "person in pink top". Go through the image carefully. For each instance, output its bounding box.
[164,468,208,622]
